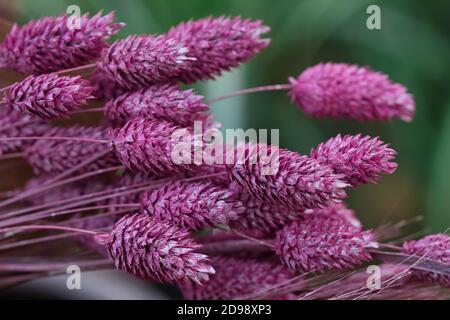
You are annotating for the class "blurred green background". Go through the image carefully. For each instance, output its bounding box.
[3,0,450,232]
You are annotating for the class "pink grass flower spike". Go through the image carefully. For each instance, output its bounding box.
[95,212,215,285]
[3,74,94,119]
[310,134,398,187]
[289,62,415,122]
[403,234,450,287]
[0,12,124,74]
[275,214,377,273]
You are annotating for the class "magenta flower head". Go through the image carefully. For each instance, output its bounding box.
[288,62,415,122]
[3,73,94,119]
[95,212,215,285]
[0,12,124,74]
[310,134,398,187]
[229,192,302,235]
[275,214,377,273]
[140,180,244,230]
[0,109,49,156]
[167,16,270,83]
[180,256,295,300]
[98,34,191,90]
[302,203,362,230]
[104,84,210,127]
[403,234,450,287]
[90,69,127,100]
[25,126,117,176]
[227,143,347,210]
[112,118,196,175]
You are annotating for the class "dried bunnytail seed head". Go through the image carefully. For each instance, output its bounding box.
[140,180,245,230]
[167,16,270,83]
[98,34,192,90]
[229,192,302,235]
[0,109,49,156]
[275,214,377,273]
[90,69,127,100]
[112,118,198,175]
[0,12,124,74]
[230,198,361,235]
[25,126,117,176]
[289,62,415,122]
[95,212,214,284]
[180,256,295,300]
[302,203,362,230]
[227,143,348,210]
[310,134,398,187]
[403,234,450,287]
[3,74,94,119]
[104,84,210,127]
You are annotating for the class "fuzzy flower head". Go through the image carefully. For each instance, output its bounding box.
[112,118,198,175]
[227,143,347,211]
[310,134,398,187]
[25,126,117,176]
[3,74,94,119]
[104,84,210,127]
[98,34,192,90]
[403,234,450,287]
[229,192,303,235]
[167,16,270,83]
[95,212,214,285]
[289,62,415,122]
[180,256,295,300]
[0,12,124,74]
[0,109,49,156]
[275,214,377,273]
[140,180,244,230]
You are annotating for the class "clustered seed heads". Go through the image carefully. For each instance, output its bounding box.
[140,180,245,230]
[227,144,348,210]
[275,214,378,273]
[0,108,49,156]
[180,256,295,300]
[95,212,215,284]
[24,126,117,176]
[403,234,450,287]
[289,62,415,122]
[310,134,398,187]
[0,11,446,301]
[3,73,94,119]
[167,16,271,83]
[104,84,210,127]
[0,12,124,74]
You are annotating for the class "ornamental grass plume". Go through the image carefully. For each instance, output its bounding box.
[310,134,398,187]
[288,62,415,122]
[0,109,49,156]
[140,180,245,230]
[275,214,378,273]
[227,143,348,210]
[112,117,198,175]
[95,212,215,285]
[403,234,450,287]
[2,73,94,119]
[180,256,295,300]
[167,16,271,83]
[97,34,192,90]
[0,11,447,301]
[24,126,118,176]
[104,84,210,127]
[0,12,124,74]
